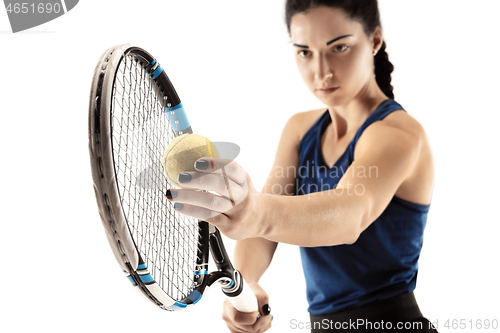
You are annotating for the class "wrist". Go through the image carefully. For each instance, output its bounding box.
[256,192,274,239]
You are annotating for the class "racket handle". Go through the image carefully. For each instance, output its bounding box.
[224,271,259,313]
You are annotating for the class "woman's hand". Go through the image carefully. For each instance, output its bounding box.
[166,157,267,240]
[222,282,273,333]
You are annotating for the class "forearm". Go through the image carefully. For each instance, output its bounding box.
[233,237,278,283]
[259,189,366,247]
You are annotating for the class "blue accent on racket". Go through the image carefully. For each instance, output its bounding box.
[146,65,163,79]
[138,274,155,284]
[186,290,203,304]
[137,263,147,270]
[169,301,188,311]
[151,60,156,66]
[165,102,190,131]
[195,270,208,275]
[127,275,137,286]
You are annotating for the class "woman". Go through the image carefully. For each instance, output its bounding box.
[166,0,437,332]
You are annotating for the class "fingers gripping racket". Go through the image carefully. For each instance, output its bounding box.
[88,44,258,313]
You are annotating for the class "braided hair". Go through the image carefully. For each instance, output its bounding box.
[285,0,395,99]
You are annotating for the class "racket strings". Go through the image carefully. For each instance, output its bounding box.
[111,54,200,301]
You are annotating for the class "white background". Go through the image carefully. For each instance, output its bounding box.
[1,0,499,332]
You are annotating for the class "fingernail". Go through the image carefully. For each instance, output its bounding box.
[174,203,184,210]
[272,315,274,321]
[195,160,208,170]
[178,173,191,183]
[166,190,178,199]
[262,304,271,316]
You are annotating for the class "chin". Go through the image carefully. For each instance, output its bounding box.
[315,93,342,107]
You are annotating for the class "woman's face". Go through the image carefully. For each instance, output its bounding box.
[290,6,382,106]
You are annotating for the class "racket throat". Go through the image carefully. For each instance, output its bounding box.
[207,224,241,294]
[219,270,246,298]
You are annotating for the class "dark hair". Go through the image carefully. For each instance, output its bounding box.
[285,0,394,99]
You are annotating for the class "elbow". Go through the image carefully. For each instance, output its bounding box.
[345,197,373,245]
[345,212,365,245]
[345,225,361,245]
[306,224,359,247]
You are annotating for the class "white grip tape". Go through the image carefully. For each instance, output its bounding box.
[227,277,259,313]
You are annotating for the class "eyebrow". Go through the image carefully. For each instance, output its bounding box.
[293,34,353,48]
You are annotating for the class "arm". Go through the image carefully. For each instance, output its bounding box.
[258,120,423,247]
[234,112,303,281]
[169,112,423,248]
[220,113,303,333]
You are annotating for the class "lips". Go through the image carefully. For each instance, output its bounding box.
[317,87,339,93]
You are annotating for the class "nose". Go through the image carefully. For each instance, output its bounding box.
[314,54,333,81]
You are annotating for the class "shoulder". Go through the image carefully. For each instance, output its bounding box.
[362,109,426,146]
[284,107,327,145]
[380,108,426,138]
[265,108,327,193]
[355,108,429,167]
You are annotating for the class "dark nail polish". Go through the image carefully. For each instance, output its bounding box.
[178,173,191,183]
[262,304,271,316]
[195,160,208,170]
[174,203,184,210]
[166,190,178,199]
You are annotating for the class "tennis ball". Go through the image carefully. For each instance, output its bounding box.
[162,133,220,189]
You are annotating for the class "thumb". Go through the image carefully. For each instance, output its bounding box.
[248,282,271,317]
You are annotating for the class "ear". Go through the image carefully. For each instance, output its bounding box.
[371,26,384,53]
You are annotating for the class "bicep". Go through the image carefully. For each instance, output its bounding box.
[336,123,421,234]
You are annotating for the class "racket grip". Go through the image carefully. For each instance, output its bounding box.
[224,271,259,313]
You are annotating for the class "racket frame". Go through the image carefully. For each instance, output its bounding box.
[88,44,256,312]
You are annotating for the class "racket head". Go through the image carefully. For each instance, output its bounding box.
[88,44,211,311]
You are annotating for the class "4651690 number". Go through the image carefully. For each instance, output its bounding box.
[6,2,61,14]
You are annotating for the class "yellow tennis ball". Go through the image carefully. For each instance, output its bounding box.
[162,133,220,189]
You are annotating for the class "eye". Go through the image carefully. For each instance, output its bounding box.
[335,45,349,52]
[297,50,310,58]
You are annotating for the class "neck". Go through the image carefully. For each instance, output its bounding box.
[326,81,388,140]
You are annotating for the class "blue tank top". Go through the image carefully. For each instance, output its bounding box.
[295,99,430,316]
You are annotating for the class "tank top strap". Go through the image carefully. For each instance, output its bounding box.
[351,99,406,147]
[298,109,331,153]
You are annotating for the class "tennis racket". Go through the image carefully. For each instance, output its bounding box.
[88,43,258,313]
